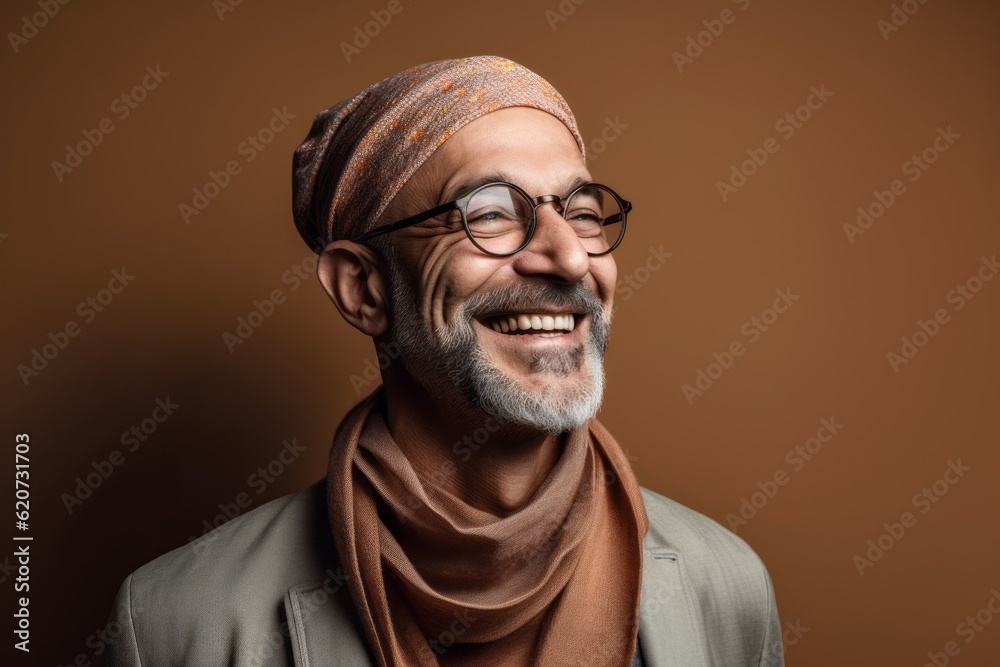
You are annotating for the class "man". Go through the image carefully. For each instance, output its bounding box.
[97,56,783,666]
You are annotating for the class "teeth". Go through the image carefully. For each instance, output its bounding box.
[484,313,578,334]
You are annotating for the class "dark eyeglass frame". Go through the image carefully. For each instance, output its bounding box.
[351,181,632,257]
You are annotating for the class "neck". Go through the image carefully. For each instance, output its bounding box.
[381,372,565,515]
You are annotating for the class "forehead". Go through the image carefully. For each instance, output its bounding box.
[401,107,590,207]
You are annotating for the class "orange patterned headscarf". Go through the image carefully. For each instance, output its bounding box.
[291,55,585,251]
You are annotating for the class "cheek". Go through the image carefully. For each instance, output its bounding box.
[423,244,500,324]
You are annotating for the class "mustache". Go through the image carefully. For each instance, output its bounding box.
[462,281,604,320]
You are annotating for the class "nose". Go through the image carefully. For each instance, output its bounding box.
[510,203,591,284]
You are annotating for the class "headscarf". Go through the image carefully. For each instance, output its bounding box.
[291,55,585,251]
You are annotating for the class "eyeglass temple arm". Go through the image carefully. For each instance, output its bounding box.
[602,200,632,226]
[351,201,459,243]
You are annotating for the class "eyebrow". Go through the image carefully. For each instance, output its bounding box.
[443,173,592,204]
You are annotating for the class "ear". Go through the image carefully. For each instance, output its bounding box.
[317,240,390,337]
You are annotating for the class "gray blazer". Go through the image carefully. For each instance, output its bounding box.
[96,481,783,666]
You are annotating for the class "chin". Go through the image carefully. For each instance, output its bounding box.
[464,345,606,436]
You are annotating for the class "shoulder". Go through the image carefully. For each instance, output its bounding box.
[640,485,773,599]
[641,486,762,562]
[108,480,339,662]
[638,486,783,665]
[130,479,334,598]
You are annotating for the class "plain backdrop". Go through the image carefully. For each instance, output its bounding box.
[2,0,998,664]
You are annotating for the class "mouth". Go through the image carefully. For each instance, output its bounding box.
[474,311,584,339]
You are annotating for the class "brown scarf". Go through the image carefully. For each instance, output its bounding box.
[327,387,648,666]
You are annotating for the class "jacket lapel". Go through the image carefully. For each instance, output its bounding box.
[638,546,709,666]
[285,581,374,666]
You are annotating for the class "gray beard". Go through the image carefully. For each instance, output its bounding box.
[383,258,610,436]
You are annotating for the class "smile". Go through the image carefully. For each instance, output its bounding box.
[478,312,580,338]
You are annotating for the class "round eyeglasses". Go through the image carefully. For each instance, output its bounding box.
[352,181,632,257]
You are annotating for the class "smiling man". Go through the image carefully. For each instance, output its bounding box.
[97,56,782,667]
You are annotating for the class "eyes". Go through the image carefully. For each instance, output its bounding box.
[464,190,607,237]
[429,182,627,256]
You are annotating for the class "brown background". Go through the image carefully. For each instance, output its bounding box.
[2,0,998,664]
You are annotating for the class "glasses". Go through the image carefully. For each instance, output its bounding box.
[352,181,632,257]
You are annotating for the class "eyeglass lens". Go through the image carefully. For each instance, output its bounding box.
[463,184,624,256]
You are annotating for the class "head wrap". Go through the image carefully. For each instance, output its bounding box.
[292,55,585,251]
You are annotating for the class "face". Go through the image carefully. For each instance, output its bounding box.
[382,107,619,435]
